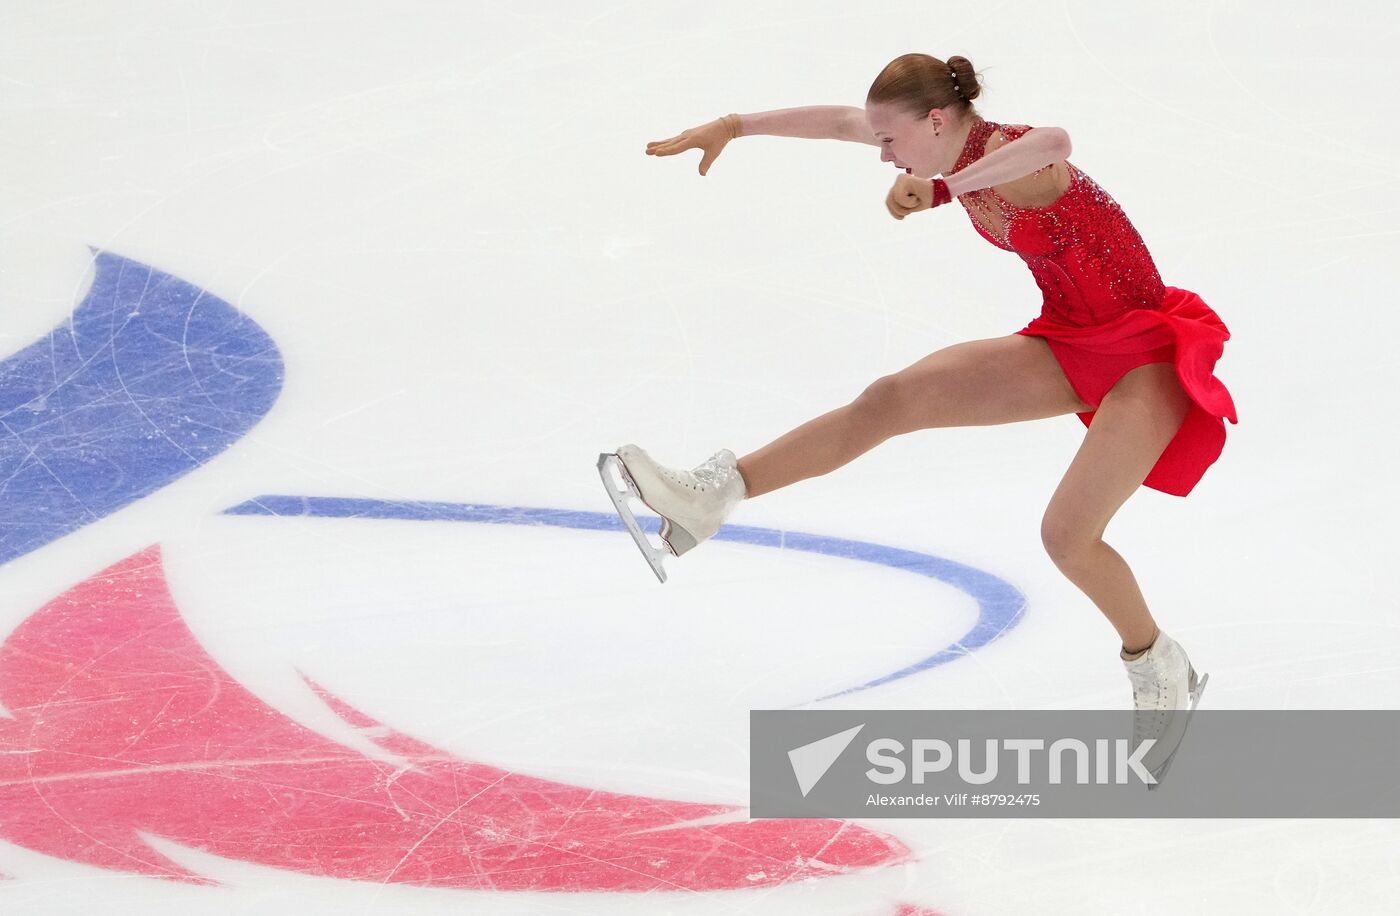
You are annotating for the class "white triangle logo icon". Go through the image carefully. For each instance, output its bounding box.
[788,724,865,797]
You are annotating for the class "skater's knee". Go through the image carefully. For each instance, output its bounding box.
[852,375,910,428]
[1039,510,1100,571]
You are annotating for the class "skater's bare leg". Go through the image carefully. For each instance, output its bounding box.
[1039,362,1192,651]
[737,335,1090,498]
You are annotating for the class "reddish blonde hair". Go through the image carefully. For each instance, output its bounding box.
[867,53,982,119]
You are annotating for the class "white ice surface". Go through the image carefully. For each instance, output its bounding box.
[2,1,1398,914]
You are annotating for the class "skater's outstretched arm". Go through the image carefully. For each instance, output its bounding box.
[732,106,878,144]
[645,106,875,175]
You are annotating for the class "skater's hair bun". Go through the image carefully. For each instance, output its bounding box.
[867,53,982,118]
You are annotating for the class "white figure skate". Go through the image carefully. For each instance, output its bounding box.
[596,444,746,583]
[1123,630,1208,789]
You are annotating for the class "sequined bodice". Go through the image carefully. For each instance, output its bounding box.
[950,118,1165,325]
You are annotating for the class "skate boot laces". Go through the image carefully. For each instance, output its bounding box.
[1123,632,1194,751]
[1127,662,1173,735]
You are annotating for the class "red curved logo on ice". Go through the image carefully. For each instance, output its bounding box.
[0,548,909,890]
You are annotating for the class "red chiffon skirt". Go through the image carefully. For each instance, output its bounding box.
[1015,286,1238,497]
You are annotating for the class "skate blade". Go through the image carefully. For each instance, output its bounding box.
[597,452,673,583]
[1146,671,1209,791]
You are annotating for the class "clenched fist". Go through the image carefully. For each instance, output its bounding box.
[886,171,954,220]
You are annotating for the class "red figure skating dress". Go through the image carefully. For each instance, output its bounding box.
[948,118,1237,496]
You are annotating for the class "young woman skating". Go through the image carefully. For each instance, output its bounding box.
[600,53,1235,780]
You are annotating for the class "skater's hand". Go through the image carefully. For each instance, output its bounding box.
[646,114,741,176]
[885,170,934,220]
[885,171,954,220]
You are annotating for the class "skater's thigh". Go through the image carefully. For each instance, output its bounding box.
[862,334,1092,430]
[1043,362,1191,543]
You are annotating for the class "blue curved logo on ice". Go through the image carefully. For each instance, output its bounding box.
[0,251,284,565]
[223,496,1028,701]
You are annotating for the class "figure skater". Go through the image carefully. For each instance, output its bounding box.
[599,53,1235,780]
